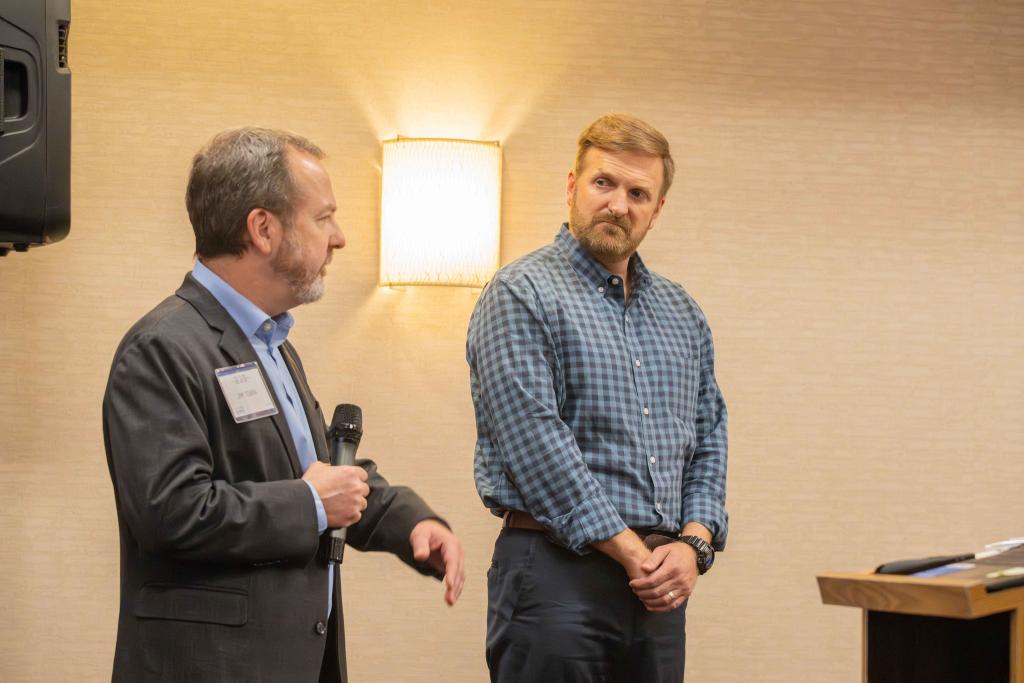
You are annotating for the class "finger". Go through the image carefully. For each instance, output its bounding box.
[632,586,669,601]
[641,590,685,612]
[629,570,661,590]
[645,603,676,613]
[633,581,686,601]
[441,549,461,605]
[630,565,674,591]
[640,544,671,573]
[442,539,463,578]
[443,539,465,606]
[410,529,430,562]
[454,549,466,601]
[430,533,446,552]
[647,595,688,613]
[440,535,459,563]
[444,572,458,606]
[454,547,465,599]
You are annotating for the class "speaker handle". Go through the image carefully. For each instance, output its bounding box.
[0,47,6,134]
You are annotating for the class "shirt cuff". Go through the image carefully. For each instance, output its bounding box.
[546,494,626,554]
[681,500,728,551]
[304,480,328,535]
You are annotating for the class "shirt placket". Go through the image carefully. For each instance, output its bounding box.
[618,286,665,525]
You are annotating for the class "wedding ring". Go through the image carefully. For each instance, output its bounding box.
[668,590,676,600]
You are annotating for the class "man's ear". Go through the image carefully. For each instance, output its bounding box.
[566,168,577,207]
[649,196,666,230]
[245,208,280,257]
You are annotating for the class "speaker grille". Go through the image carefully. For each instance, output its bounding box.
[57,22,69,69]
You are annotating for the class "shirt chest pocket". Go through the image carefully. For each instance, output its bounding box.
[653,350,700,423]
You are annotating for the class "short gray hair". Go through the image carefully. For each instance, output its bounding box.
[186,127,324,259]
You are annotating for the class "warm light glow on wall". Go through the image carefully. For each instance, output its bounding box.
[380,138,501,287]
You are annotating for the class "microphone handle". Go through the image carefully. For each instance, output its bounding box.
[332,438,358,467]
[322,437,359,564]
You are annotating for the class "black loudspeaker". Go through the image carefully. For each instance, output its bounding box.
[0,0,70,256]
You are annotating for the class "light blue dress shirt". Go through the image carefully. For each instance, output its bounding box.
[192,261,333,613]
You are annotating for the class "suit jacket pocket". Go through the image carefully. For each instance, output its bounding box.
[134,584,248,626]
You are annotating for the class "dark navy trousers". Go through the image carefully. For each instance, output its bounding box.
[486,528,687,683]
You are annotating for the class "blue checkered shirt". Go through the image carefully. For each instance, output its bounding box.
[467,224,728,554]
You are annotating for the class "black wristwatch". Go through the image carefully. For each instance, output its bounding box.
[679,535,715,575]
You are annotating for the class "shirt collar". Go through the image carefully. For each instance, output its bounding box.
[554,223,653,297]
[191,260,294,348]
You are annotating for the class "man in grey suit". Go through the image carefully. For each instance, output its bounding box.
[102,127,465,682]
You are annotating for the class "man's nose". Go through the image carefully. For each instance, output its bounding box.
[607,190,628,218]
[330,222,346,249]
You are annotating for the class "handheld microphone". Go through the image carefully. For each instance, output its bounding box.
[320,404,363,564]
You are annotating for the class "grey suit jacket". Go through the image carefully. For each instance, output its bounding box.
[102,274,440,682]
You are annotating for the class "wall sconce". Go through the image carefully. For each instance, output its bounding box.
[379,137,501,287]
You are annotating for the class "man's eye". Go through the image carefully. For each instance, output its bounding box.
[630,190,648,200]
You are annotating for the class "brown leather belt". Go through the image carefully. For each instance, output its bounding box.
[502,510,680,548]
[503,510,548,532]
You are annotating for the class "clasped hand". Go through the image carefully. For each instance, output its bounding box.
[628,541,698,613]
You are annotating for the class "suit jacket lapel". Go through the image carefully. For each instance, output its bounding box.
[175,274,306,478]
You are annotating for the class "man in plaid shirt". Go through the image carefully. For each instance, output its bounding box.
[467,113,728,682]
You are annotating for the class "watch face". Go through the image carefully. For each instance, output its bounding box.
[702,545,714,572]
[682,536,713,574]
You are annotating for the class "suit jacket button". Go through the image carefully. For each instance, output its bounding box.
[315,621,327,635]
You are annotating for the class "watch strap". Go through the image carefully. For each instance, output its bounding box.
[678,534,715,574]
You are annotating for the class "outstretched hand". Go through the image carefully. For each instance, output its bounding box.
[410,519,466,606]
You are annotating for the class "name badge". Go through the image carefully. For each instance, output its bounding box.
[215,362,279,423]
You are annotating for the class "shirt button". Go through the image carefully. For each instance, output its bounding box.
[624,314,631,323]
[610,277,620,285]
[634,359,641,367]
[262,322,272,332]
[314,621,327,635]
[655,502,662,511]
[643,407,650,416]
[597,286,605,294]
[650,456,657,464]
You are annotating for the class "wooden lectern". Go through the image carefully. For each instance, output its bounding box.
[818,560,1024,682]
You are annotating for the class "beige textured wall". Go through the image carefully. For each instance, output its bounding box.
[1,1,1022,681]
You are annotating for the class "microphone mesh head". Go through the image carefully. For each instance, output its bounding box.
[331,404,363,441]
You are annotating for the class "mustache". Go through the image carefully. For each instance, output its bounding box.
[590,213,629,231]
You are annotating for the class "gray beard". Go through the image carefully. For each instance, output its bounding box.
[290,274,325,305]
[272,235,327,305]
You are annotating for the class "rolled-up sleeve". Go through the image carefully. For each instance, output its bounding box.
[468,278,626,552]
[681,317,729,550]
